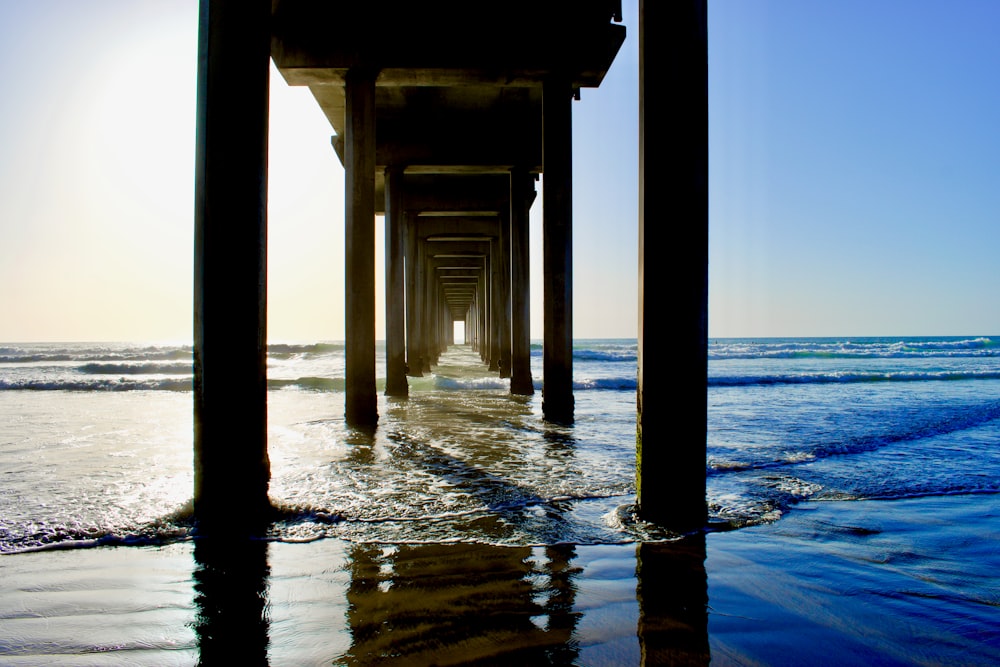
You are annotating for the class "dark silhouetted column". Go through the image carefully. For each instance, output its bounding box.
[510,169,535,395]
[420,239,435,370]
[193,0,271,532]
[384,166,408,397]
[499,211,512,378]
[636,0,708,530]
[417,238,434,372]
[405,212,423,377]
[489,237,501,372]
[478,261,488,359]
[345,67,378,426]
[480,252,491,365]
[542,77,574,424]
[471,287,480,351]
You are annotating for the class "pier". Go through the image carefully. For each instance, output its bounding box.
[193,0,707,533]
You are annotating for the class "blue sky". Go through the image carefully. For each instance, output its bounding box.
[710,1,1000,337]
[0,1,997,342]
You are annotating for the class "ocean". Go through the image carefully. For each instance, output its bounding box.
[1,336,998,664]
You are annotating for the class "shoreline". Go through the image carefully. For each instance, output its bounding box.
[1,493,997,665]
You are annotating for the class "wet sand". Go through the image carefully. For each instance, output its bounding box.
[1,494,997,665]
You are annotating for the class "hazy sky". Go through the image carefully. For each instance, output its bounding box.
[0,1,997,342]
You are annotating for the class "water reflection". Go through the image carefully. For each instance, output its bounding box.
[637,534,710,666]
[192,537,270,665]
[344,422,378,465]
[189,535,710,664]
[189,348,706,663]
[542,425,577,451]
[343,542,581,665]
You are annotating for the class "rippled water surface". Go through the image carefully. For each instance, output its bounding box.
[2,337,999,552]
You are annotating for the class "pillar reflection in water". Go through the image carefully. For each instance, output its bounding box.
[344,542,582,664]
[636,534,710,666]
[192,538,270,666]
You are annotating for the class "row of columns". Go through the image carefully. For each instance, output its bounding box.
[350,132,573,427]
[383,205,532,400]
[192,0,707,535]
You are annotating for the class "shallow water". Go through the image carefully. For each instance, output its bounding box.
[1,337,998,663]
[2,336,999,549]
[1,343,644,551]
[1,496,997,665]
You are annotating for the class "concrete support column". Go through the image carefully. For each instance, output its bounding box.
[192,0,272,532]
[478,264,488,361]
[542,77,574,424]
[469,304,475,348]
[472,290,480,351]
[345,67,379,426]
[488,237,501,372]
[481,254,492,365]
[636,0,708,530]
[436,279,446,357]
[498,213,512,378]
[509,169,534,395]
[384,166,408,397]
[428,243,439,367]
[438,291,449,353]
[405,214,423,377]
[430,281,440,357]
[469,293,477,351]
[419,239,434,372]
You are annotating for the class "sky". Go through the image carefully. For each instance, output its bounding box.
[0,1,998,343]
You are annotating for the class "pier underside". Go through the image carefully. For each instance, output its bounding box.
[193,0,707,533]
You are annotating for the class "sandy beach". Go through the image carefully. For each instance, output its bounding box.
[2,493,997,666]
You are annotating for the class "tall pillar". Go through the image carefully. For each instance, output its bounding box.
[481,252,492,365]
[542,77,574,424]
[488,237,501,372]
[431,282,441,357]
[498,212,512,378]
[405,213,423,376]
[509,169,534,395]
[472,288,480,351]
[384,166,408,397]
[192,0,272,532]
[419,238,434,372]
[345,67,378,426]
[438,290,449,353]
[424,257,435,364]
[636,0,708,530]
[469,293,477,351]
[478,262,488,361]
